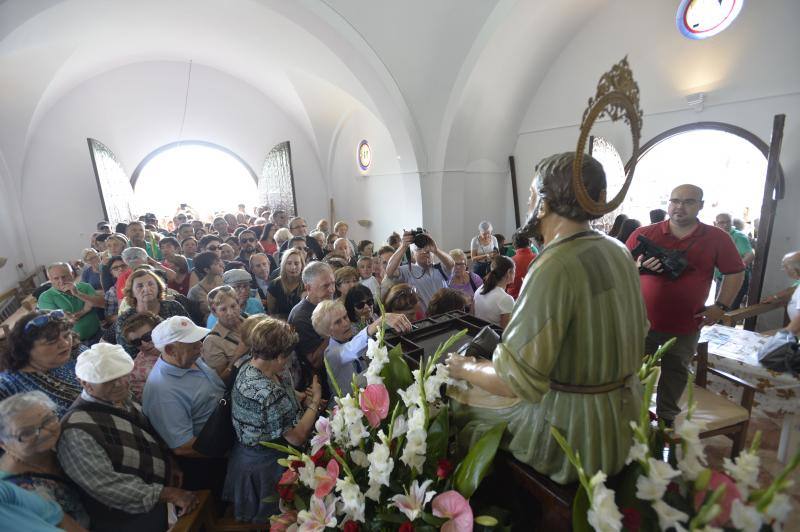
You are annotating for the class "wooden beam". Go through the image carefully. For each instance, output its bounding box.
[509,156,521,228]
[746,114,785,330]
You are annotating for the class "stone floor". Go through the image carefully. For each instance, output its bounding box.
[702,408,799,530]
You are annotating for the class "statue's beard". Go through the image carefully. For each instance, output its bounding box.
[519,198,545,243]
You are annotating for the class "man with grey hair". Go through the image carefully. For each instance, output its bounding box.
[713,212,755,309]
[38,262,104,343]
[279,216,324,260]
[385,230,455,313]
[288,261,336,394]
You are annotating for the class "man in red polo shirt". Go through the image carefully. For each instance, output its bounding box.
[507,232,537,299]
[626,184,744,425]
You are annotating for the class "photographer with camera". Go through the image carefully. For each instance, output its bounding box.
[384,229,454,314]
[625,184,744,427]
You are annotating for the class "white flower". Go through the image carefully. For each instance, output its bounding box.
[366,431,394,501]
[297,455,317,490]
[297,495,337,532]
[424,363,450,402]
[675,418,708,480]
[390,479,436,521]
[730,499,763,532]
[398,380,423,409]
[349,449,370,468]
[652,500,689,532]
[625,442,650,465]
[400,407,427,473]
[391,414,407,439]
[364,338,388,385]
[340,394,369,448]
[336,477,366,523]
[636,458,680,501]
[330,406,346,444]
[586,471,623,532]
[765,493,792,524]
[723,451,760,498]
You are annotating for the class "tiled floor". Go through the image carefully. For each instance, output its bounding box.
[702,408,799,530]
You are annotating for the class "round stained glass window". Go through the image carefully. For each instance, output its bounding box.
[357,140,371,171]
[677,0,744,40]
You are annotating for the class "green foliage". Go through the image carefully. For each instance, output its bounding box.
[381,343,414,403]
[425,404,450,466]
[453,422,507,499]
[571,485,591,532]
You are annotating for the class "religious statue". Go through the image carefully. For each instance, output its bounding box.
[447,58,647,484]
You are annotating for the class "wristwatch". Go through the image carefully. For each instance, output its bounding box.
[713,301,731,312]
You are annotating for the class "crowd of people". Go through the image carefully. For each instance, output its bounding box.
[1,187,796,529]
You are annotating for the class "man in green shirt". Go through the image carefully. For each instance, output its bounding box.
[38,263,105,343]
[714,213,754,309]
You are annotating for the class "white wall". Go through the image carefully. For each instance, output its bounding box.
[17,61,327,271]
[514,0,800,330]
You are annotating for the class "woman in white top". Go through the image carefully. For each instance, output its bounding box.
[470,221,499,278]
[473,255,515,329]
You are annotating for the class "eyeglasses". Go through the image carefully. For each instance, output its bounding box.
[129,331,153,347]
[110,265,126,272]
[291,224,308,230]
[454,262,467,267]
[13,414,59,443]
[24,310,65,334]
[206,245,220,251]
[354,299,374,310]
[668,198,700,207]
[240,237,256,243]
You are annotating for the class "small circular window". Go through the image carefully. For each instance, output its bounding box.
[677,0,744,40]
[357,140,371,171]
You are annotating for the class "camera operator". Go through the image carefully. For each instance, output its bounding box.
[385,230,454,314]
[626,184,744,427]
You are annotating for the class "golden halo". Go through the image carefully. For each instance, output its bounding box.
[572,57,643,216]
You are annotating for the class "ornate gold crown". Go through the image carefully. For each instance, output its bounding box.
[572,56,643,216]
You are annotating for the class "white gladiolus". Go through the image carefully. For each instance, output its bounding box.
[625,442,650,465]
[298,455,318,490]
[336,477,366,523]
[730,499,763,532]
[652,500,689,532]
[330,406,346,445]
[391,414,407,440]
[365,432,394,501]
[765,493,792,524]
[400,406,427,473]
[398,378,424,409]
[675,418,708,481]
[586,471,623,532]
[340,395,369,448]
[364,338,388,385]
[349,449,369,468]
[636,458,681,501]
[723,451,760,498]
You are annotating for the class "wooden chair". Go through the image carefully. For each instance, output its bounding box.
[721,300,787,329]
[653,342,756,458]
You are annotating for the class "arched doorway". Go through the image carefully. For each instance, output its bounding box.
[131,142,258,223]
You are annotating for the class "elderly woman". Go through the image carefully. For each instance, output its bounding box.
[187,251,225,323]
[202,286,248,379]
[470,221,499,278]
[100,233,129,291]
[80,248,103,291]
[219,243,236,262]
[116,269,189,356]
[0,311,81,417]
[333,238,355,266]
[344,284,376,332]
[115,247,149,301]
[266,248,305,319]
[207,269,264,329]
[334,266,360,300]
[473,255,515,329]
[224,318,322,524]
[357,240,374,258]
[273,227,292,253]
[384,283,424,322]
[448,248,483,307]
[312,300,411,395]
[122,313,163,402]
[0,392,89,528]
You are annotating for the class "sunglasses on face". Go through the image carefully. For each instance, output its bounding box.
[354,299,374,310]
[240,237,256,243]
[129,331,153,348]
[206,245,220,251]
[24,310,66,334]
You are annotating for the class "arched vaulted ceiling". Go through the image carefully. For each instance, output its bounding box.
[0,0,609,188]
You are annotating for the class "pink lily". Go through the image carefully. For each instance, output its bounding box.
[297,495,337,532]
[359,383,390,428]
[313,459,340,498]
[310,416,332,455]
[269,509,298,532]
[432,491,473,532]
[390,479,436,521]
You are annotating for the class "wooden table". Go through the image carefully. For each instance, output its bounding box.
[700,324,800,462]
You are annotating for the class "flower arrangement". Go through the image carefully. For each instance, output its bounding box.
[552,340,800,532]
[264,317,506,531]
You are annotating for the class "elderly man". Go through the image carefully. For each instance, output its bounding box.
[38,262,104,343]
[713,212,755,310]
[126,221,161,260]
[448,152,647,484]
[271,209,289,229]
[212,216,231,238]
[206,269,264,328]
[249,253,271,300]
[142,316,226,493]
[385,230,454,313]
[58,343,197,531]
[279,216,324,260]
[627,185,744,426]
[288,262,336,393]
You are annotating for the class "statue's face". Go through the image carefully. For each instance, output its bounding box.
[522,178,546,242]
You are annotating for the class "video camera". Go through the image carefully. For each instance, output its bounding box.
[407,228,431,249]
[631,235,688,280]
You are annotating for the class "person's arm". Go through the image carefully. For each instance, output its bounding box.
[283,376,322,446]
[499,313,511,329]
[762,285,796,304]
[158,486,199,517]
[431,237,454,273]
[470,238,482,261]
[741,250,755,267]
[74,284,105,308]
[695,271,745,326]
[60,513,87,532]
[447,356,516,397]
[188,270,200,288]
[385,234,411,279]
[147,257,177,281]
[172,437,206,458]
[57,428,163,514]
[202,336,232,378]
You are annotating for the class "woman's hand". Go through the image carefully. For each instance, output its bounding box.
[446,353,477,381]
[310,375,322,406]
[382,313,413,333]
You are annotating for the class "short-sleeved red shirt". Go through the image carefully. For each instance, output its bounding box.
[626,220,744,335]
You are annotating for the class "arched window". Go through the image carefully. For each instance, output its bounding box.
[131,141,258,221]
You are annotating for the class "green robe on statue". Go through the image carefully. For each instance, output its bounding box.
[452,231,648,484]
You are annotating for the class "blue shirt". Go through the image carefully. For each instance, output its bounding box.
[325,328,369,396]
[142,357,225,448]
[0,480,63,531]
[206,296,265,328]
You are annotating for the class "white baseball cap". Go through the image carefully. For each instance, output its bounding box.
[151,316,210,351]
[75,343,134,384]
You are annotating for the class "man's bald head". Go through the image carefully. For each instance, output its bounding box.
[670,184,703,201]
[667,184,704,228]
[782,251,800,276]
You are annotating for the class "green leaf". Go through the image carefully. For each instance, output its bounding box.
[259,441,301,457]
[381,344,414,402]
[571,486,591,532]
[421,512,447,526]
[425,404,449,465]
[453,422,507,499]
[475,515,499,526]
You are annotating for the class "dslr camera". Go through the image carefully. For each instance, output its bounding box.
[631,235,689,280]
[406,228,431,248]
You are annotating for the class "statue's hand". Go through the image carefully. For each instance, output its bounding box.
[446,353,476,381]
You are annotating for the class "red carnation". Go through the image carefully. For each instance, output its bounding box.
[621,507,641,531]
[398,522,414,532]
[290,460,304,470]
[436,459,454,479]
[342,521,360,532]
[311,448,326,465]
